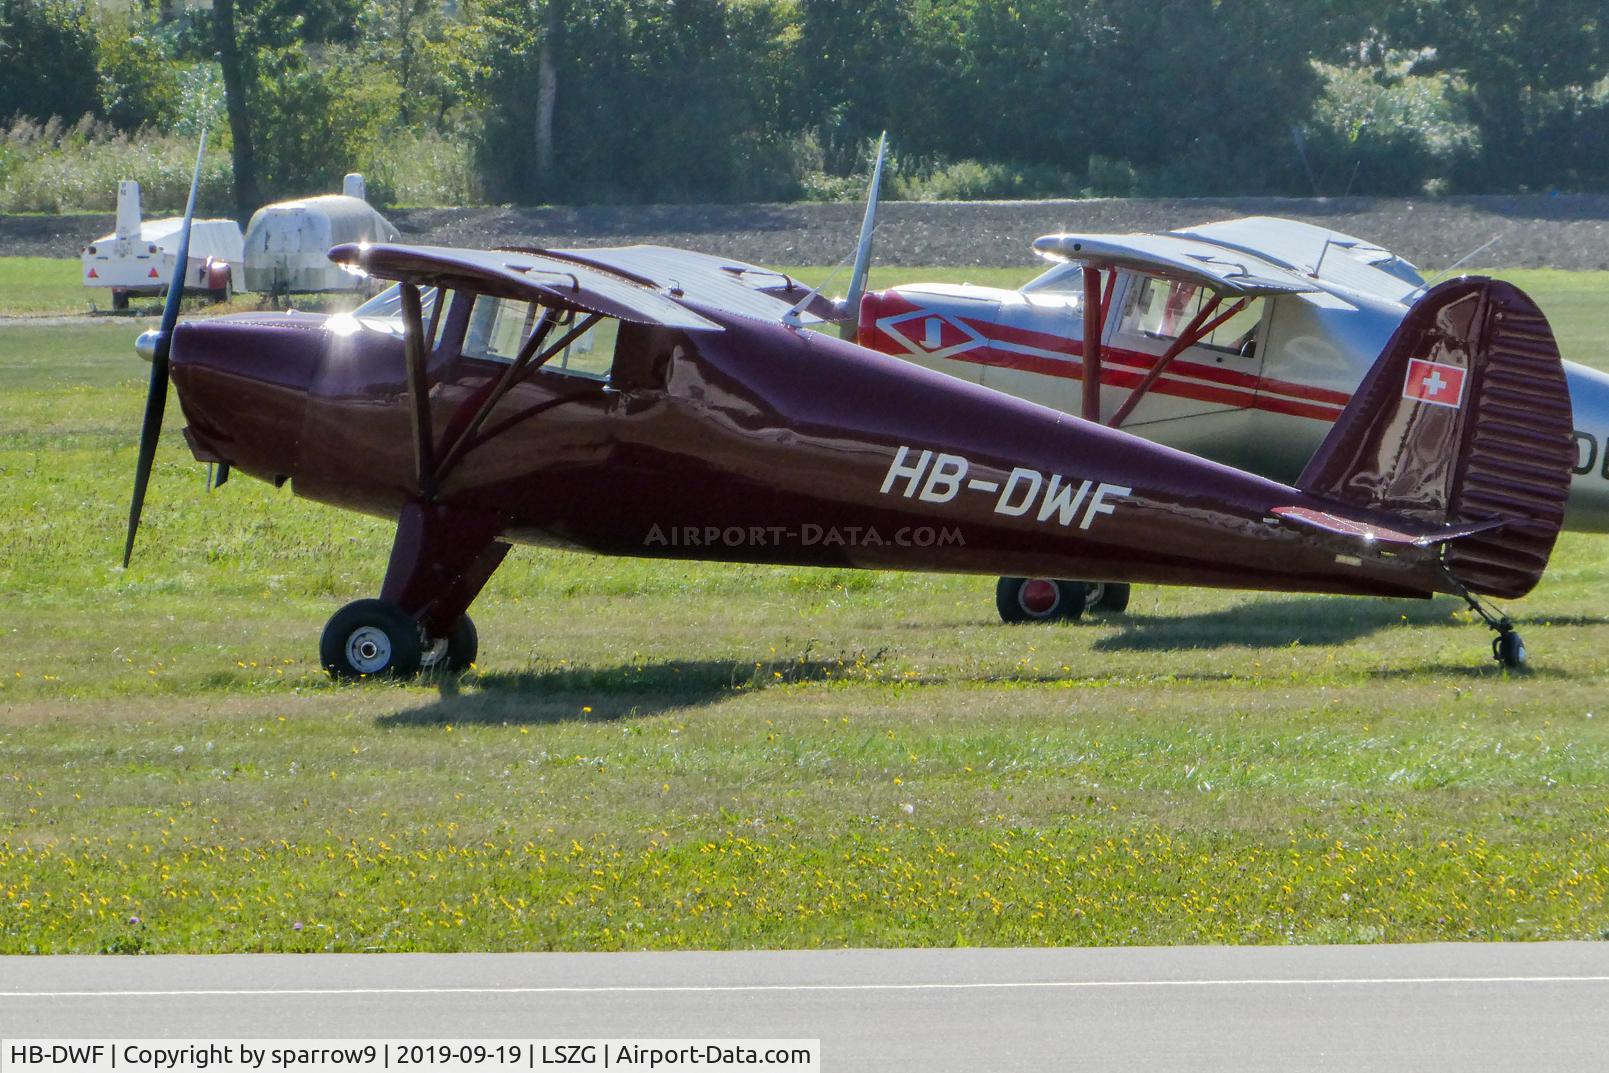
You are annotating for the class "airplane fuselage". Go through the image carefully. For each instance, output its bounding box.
[170,304,1445,601]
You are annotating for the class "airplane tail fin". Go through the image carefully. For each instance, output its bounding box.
[1295,277,1574,598]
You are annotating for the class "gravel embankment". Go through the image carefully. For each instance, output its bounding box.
[7,194,1609,269]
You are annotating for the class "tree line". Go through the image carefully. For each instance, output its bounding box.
[2,0,1606,212]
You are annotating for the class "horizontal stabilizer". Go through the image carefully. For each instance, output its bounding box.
[1271,506,1507,547]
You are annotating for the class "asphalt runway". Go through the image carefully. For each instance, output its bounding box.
[3,943,1606,1071]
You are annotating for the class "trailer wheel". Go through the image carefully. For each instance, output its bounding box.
[112,289,129,311]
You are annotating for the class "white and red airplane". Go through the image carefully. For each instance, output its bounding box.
[847,209,1609,622]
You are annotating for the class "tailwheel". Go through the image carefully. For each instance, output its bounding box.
[996,577,1086,624]
[321,599,423,680]
[421,614,478,674]
[1493,625,1527,670]
[1084,581,1131,615]
[1443,571,1528,671]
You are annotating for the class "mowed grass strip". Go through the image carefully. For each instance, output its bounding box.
[0,275,1606,954]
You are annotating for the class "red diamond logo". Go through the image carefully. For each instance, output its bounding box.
[877,309,987,360]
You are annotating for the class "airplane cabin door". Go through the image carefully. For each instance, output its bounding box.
[1101,275,1270,453]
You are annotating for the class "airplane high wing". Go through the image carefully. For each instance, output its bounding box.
[1172,217,1426,303]
[1030,231,1322,297]
[328,243,726,331]
[545,244,838,323]
[333,242,840,330]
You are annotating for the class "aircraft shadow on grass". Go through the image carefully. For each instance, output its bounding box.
[1090,595,1472,653]
[378,596,1597,727]
[379,657,841,727]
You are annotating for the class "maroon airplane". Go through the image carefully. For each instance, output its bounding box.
[125,164,1574,677]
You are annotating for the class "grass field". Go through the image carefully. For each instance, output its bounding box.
[0,257,91,316]
[1,265,1606,955]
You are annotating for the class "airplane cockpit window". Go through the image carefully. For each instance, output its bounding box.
[463,296,537,361]
[462,294,619,381]
[549,310,619,380]
[1120,278,1263,357]
[1020,264,1086,299]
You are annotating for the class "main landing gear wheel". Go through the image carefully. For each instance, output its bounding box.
[996,577,1087,624]
[1084,581,1131,615]
[421,614,478,674]
[321,599,423,680]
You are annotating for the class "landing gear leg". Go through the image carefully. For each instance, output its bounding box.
[1445,573,1526,670]
[322,502,509,681]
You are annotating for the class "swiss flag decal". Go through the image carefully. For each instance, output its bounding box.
[1403,358,1466,409]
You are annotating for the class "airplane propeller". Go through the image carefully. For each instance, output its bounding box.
[122,127,208,568]
[839,131,887,340]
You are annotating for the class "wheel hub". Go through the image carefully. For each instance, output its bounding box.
[419,637,449,669]
[1018,578,1059,616]
[345,626,392,674]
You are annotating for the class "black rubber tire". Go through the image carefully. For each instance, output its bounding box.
[320,599,423,680]
[995,577,1086,624]
[111,290,129,311]
[422,614,478,673]
[1494,630,1527,670]
[1086,582,1132,615]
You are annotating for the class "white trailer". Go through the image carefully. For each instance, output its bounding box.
[243,173,400,295]
[81,181,244,309]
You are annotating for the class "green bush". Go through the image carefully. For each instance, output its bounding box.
[250,44,397,200]
[1299,61,1480,196]
[0,0,100,126]
[92,8,182,132]
[363,126,482,207]
[0,116,233,213]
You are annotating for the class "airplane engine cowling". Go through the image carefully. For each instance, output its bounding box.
[857,290,895,351]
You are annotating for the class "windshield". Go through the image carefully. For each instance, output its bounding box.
[1020,263,1085,297]
[351,283,441,329]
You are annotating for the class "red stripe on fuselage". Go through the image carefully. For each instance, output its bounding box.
[866,297,1351,422]
[941,341,1347,423]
